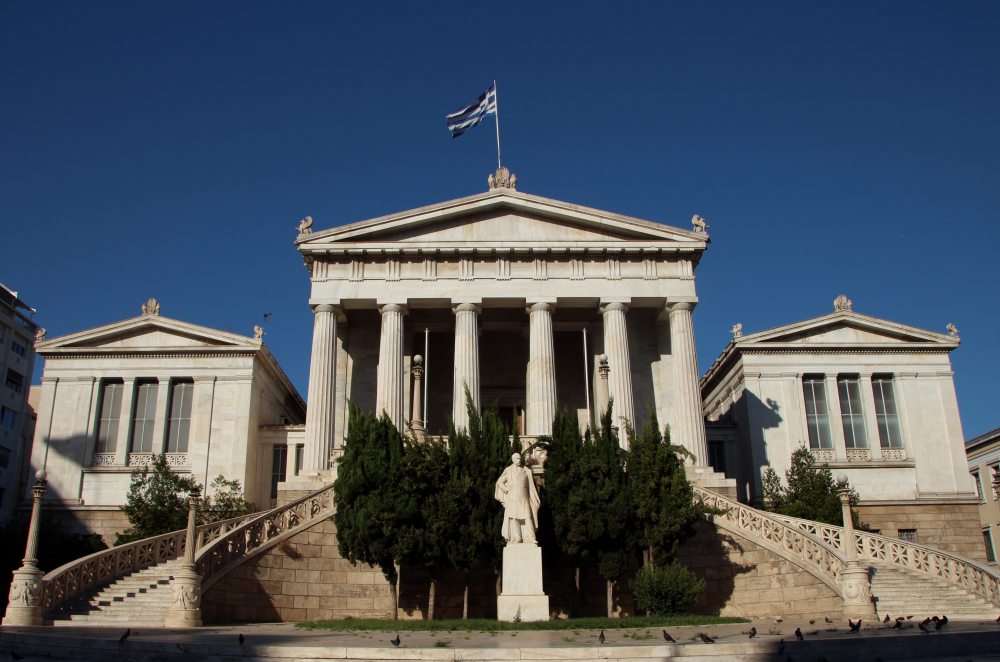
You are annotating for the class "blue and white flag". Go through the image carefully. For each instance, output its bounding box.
[446,83,497,138]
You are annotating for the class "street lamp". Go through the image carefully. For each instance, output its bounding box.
[3,469,49,626]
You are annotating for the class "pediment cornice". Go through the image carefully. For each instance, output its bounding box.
[36,315,262,355]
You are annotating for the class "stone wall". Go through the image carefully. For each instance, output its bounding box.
[677,520,843,620]
[856,502,986,561]
[46,507,129,546]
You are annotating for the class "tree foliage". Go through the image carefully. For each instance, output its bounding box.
[199,475,256,523]
[761,446,862,527]
[629,562,705,615]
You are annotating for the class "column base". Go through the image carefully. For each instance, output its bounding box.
[498,544,549,622]
[163,566,203,628]
[3,567,43,626]
[841,562,877,620]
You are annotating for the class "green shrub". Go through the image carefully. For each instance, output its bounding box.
[629,562,704,615]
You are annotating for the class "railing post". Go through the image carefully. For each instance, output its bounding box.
[3,470,48,626]
[165,486,203,627]
[837,474,877,620]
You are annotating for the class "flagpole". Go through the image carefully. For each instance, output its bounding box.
[493,80,502,170]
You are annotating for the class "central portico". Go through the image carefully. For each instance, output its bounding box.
[296,174,711,474]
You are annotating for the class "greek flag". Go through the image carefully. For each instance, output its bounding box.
[446,83,497,138]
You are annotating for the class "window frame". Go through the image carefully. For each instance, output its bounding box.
[165,379,194,454]
[271,444,289,499]
[871,374,904,448]
[95,379,124,454]
[10,340,26,357]
[128,380,159,454]
[837,375,868,449]
[802,375,833,449]
[984,528,997,564]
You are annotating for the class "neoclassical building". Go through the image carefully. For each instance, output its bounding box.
[701,296,983,558]
[26,301,305,541]
[290,173,722,482]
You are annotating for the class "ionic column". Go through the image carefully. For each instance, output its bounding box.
[376,303,408,430]
[302,304,340,474]
[452,303,481,431]
[526,302,557,436]
[667,301,708,466]
[601,302,634,441]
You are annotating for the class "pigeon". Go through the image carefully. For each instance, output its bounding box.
[920,617,931,626]
[698,632,715,644]
[749,627,757,639]
[263,312,272,322]
[794,627,804,641]
[940,615,948,626]
[809,619,815,625]
[906,615,914,620]
[931,616,940,622]
[918,621,930,633]
[774,617,784,623]
[598,630,605,644]
[825,616,834,624]
[239,633,244,645]
[891,619,902,630]
[882,614,890,624]
[390,634,400,648]
[778,639,785,654]
[662,630,675,643]
[996,614,1000,623]
[118,628,131,646]
[935,619,944,631]
[849,619,862,633]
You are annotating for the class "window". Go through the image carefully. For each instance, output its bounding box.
[11,340,26,357]
[872,375,903,448]
[0,445,10,468]
[973,470,985,502]
[295,445,304,477]
[898,529,917,543]
[0,407,16,430]
[985,529,997,564]
[837,376,868,448]
[166,380,193,453]
[802,376,832,449]
[5,369,23,395]
[96,380,124,454]
[271,445,288,499]
[991,464,1000,500]
[129,381,159,454]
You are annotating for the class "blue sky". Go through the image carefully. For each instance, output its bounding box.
[2,1,997,438]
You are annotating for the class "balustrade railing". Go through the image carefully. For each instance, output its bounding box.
[772,514,1000,607]
[691,485,846,595]
[195,483,336,590]
[39,512,261,618]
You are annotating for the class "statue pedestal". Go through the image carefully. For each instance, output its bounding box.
[497,543,549,622]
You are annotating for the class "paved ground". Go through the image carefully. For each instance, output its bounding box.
[1,617,999,660]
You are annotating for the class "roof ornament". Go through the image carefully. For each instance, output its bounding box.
[833,294,853,312]
[297,215,313,236]
[35,328,47,342]
[253,325,265,342]
[141,298,160,316]
[731,322,743,339]
[946,322,959,337]
[691,214,709,233]
[488,166,517,191]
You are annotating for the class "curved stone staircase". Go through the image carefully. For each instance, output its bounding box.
[31,483,999,626]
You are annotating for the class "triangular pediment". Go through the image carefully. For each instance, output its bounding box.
[297,189,707,252]
[738,311,958,349]
[37,315,260,353]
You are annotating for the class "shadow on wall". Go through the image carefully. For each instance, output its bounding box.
[676,520,754,615]
[740,390,784,504]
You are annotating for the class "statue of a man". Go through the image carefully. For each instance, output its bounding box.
[495,452,540,544]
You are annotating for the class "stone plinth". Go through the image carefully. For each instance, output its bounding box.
[163,565,203,628]
[841,562,877,620]
[497,544,549,622]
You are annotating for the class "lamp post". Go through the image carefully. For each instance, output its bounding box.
[165,486,203,627]
[3,470,48,626]
[836,474,876,620]
[410,355,426,442]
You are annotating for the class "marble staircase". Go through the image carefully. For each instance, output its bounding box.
[48,559,184,626]
[869,561,997,619]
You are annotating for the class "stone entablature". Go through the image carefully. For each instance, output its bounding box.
[700,300,977,545]
[295,187,713,470]
[26,309,305,533]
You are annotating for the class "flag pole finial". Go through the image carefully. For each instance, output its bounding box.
[488,166,517,191]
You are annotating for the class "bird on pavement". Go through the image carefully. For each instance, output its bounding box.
[918,621,930,633]
[825,616,834,624]
[882,614,890,624]
[940,615,948,626]
[892,617,903,630]
[748,627,757,639]
[849,619,862,633]
[598,630,605,644]
[662,630,675,643]
[118,629,131,646]
[794,627,804,641]
[809,619,815,625]
[239,633,245,645]
[778,639,785,654]
[920,617,931,627]
[774,617,783,623]
[390,634,401,648]
[936,615,948,630]
[905,615,914,620]
[698,632,715,644]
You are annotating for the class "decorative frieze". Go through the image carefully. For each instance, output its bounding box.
[128,453,154,468]
[532,258,547,280]
[496,256,511,280]
[811,449,836,463]
[423,258,437,281]
[881,448,906,462]
[165,453,190,468]
[846,448,871,462]
[570,258,585,280]
[91,453,116,467]
[459,258,474,281]
[386,259,401,281]
[642,258,657,280]
[607,258,621,280]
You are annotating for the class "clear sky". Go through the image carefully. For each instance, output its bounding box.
[2,2,997,438]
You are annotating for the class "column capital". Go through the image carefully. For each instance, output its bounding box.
[666,301,697,313]
[453,303,482,315]
[526,302,556,314]
[378,303,409,316]
[600,301,629,314]
[311,303,343,316]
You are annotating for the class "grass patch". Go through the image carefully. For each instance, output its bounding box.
[297,615,746,633]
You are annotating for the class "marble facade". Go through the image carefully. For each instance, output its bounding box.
[294,178,714,471]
